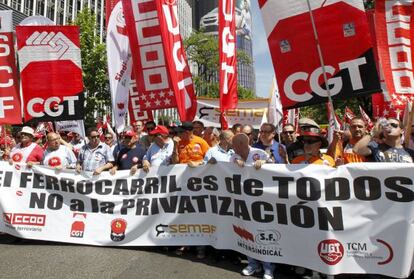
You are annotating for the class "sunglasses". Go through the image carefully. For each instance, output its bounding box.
[105,137,113,139]
[303,138,321,145]
[90,135,100,139]
[260,130,273,134]
[387,122,399,128]
[301,126,320,133]
[283,131,295,134]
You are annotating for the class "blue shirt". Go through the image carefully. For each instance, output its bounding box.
[253,140,286,163]
[204,145,234,163]
[143,138,174,166]
[116,144,146,170]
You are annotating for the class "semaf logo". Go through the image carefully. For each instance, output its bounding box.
[318,239,344,265]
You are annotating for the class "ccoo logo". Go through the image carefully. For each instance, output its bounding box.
[318,239,344,265]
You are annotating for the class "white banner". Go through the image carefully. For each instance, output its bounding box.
[107,1,132,133]
[0,162,413,278]
[55,120,85,138]
[195,98,268,128]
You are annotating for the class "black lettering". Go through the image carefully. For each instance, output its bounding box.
[100,202,115,214]
[60,178,75,193]
[33,173,45,189]
[178,196,196,213]
[29,192,46,208]
[121,199,135,214]
[218,196,233,216]
[385,177,414,202]
[113,179,129,195]
[318,207,344,231]
[145,177,159,194]
[297,177,321,201]
[225,175,242,194]
[136,198,150,215]
[272,177,294,199]
[76,180,93,195]
[234,199,251,220]
[192,195,208,212]
[70,199,85,211]
[252,201,273,223]
[47,194,63,210]
[291,203,315,228]
[169,175,181,192]
[151,198,159,214]
[131,178,144,195]
[276,203,288,225]
[187,177,202,191]
[45,175,59,190]
[159,196,178,213]
[244,179,263,196]
[203,175,218,191]
[325,178,350,201]
[354,176,381,200]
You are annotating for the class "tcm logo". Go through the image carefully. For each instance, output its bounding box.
[3,213,46,226]
[155,224,216,237]
[255,230,281,246]
[70,213,86,238]
[318,239,344,265]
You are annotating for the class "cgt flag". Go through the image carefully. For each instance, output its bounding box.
[259,0,381,109]
[219,0,238,112]
[0,11,22,124]
[16,26,84,123]
[155,0,197,121]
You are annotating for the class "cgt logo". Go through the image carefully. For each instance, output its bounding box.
[70,213,86,238]
[3,213,46,226]
[318,239,344,265]
[155,223,216,237]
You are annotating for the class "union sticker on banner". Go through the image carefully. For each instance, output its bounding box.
[260,0,381,109]
[16,26,84,123]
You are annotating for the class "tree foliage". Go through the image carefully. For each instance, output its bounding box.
[72,8,109,127]
[183,30,254,99]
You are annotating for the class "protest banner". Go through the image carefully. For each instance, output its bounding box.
[260,0,381,109]
[194,98,268,128]
[0,161,413,277]
[0,11,22,124]
[16,26,84,123]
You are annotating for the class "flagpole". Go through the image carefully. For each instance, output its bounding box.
[306,0,338,130]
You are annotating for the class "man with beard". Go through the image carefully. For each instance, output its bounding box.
[76,128,114,175]
[110,130,146,175]
[354,118,414,162]
[43,132,77,169]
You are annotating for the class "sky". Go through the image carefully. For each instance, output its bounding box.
[250,0,274,98]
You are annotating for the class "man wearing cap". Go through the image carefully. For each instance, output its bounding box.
[253,123,287,163]
[76,127,115,175]
[139,121,157,150]
[43,132,77,169]
[142,125,174,172]
[69,132,85,156]
[110,129,146,175]
[9,126,44,167]
[171,121,210,167]
[291,127,335,166]
[287,118,320,162]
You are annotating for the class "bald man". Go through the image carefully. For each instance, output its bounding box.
[43,132,77,169]
[204,130,234,164]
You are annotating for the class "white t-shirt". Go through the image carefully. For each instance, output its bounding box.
[230,147,269,165]
[43,145,77,168]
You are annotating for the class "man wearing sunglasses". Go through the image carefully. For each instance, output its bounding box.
[76,128,115,175]
[354,118,414,162]
[253,123,287,163]
[287,118,320,162]
[281,123,297,147]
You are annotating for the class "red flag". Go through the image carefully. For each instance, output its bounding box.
[260,0,380,109]
[128,76,154,124]
[155,0,197,121]
[0,11,22,124]
[219,0,238,114]
[374,0,414,118]
[122,0,177,111]
[359,105,374,130]
[343,106,356,124]
[16,26,84,123]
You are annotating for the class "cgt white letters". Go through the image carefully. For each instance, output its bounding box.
[27,96,79,117]
[284,57,367,102]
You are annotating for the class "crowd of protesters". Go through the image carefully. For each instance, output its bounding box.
[0,115,413,279]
